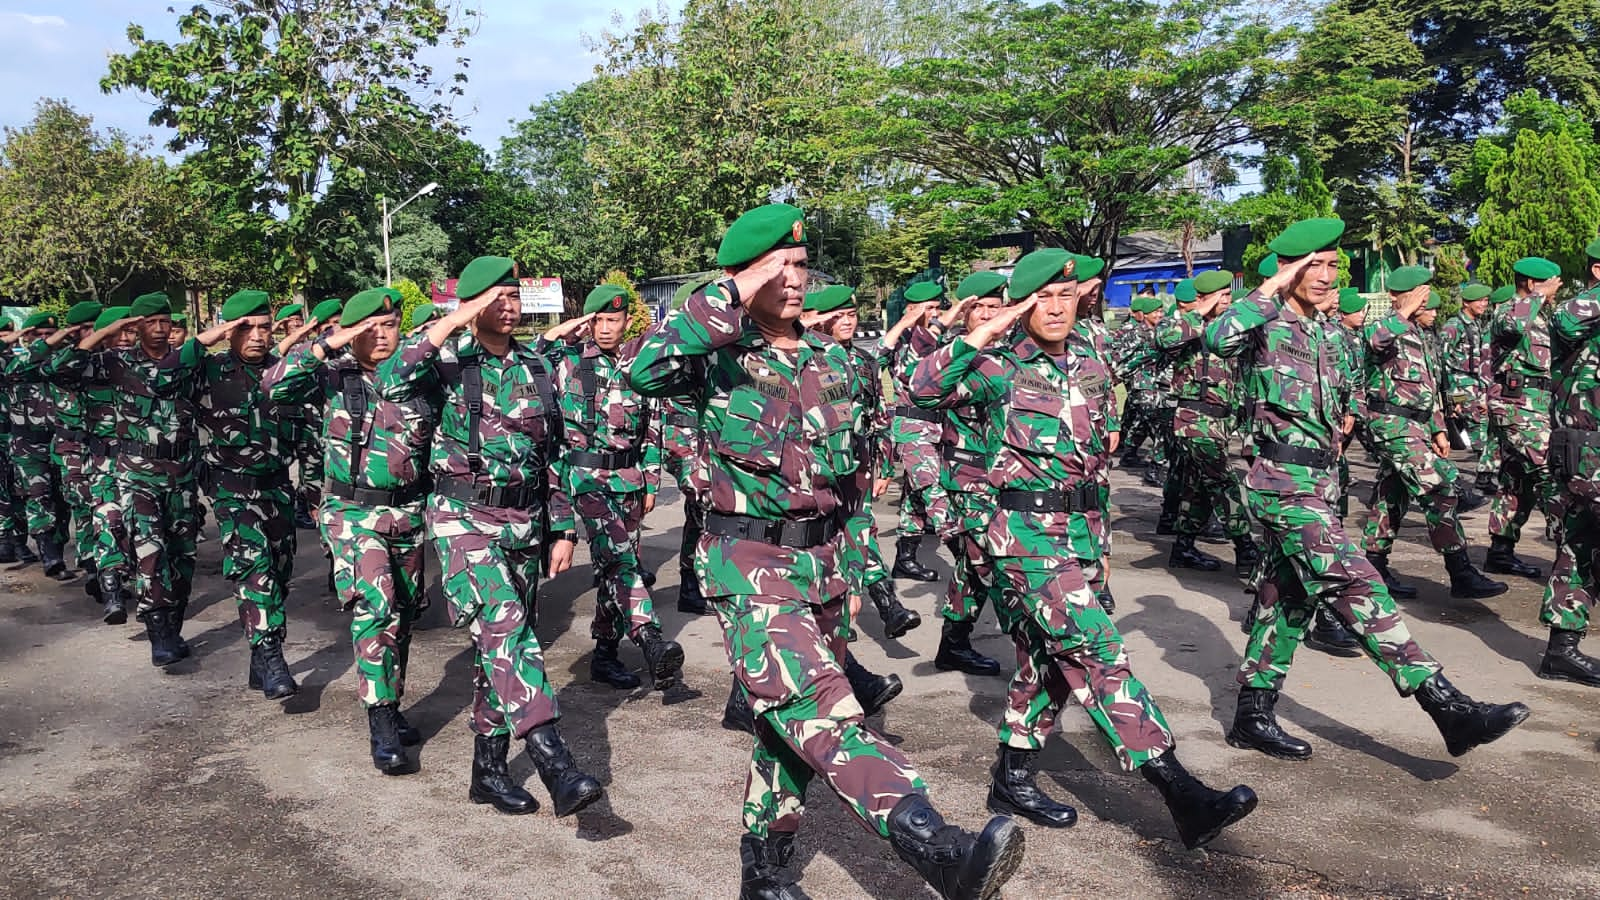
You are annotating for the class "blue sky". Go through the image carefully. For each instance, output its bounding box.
[0,1,654,155]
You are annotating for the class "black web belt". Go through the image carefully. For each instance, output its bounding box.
[894,405,942,423]
[703,512,840,549]
[942,445,986,467]
[1177,398,1230,418]
[996,483,1099,513]
[433,474,544,510]
[1256,441,1335,469]
[566,448,641,470]
[1367,398,1431,424]
[327,477,431,507]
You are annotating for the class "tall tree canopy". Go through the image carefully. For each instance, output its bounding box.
[1469,128,1600,287]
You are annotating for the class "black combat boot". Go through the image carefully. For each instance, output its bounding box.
[393,708,423,746]
[934,620,1001,676]
[145,609,183,667]
[34,533,68,580]
[0,532,16,564]
[1484,536,1542,579]
[1119,450,1148,469]
[1456,485,1487,514]
[869,578,922,639]
[1413,673,1530,757]
[893,535,939,582]
[98,568,127,625]
[468,733,538,814]
[738,832,810,900]
[1096,590,1115,615]
[640,567,656,590]
[723,680,755,734]
[1474,469,1497,495]
[1199,515,1228,544]
[252,634,299,700]
[524,724,604,817]
[1366,552,1417,599]
[1140,751,1258,849]
[12,533,37,564]
[1169,535,1222,571]
[635,625,685,690]
[677,561,712,615]
[170,576,193,659]
[886,794,1025,900]
[367,706,412,775]
[842,652,902,717]
[1225,687,1313,760]
[83,559,100,602]
[1446,550,1508,599]
[1305,606,1361,658]
[986,745,1077,828]
[590,638,642,690]
[1233,536,1261,580]
[293,495,316,530]
[1155,509,1178,536]
[1538,628,1600,686]
[1141,464,1167,489]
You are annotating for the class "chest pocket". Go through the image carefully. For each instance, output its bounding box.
[497,360,556,441]
[811,372,857,478]
[1004,383,1064,454]
[1263,338,1321,415]
[716,379,788,473]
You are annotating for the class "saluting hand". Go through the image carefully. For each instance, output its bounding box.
[324,317,381,353]
[728,252,787,305]
[1258,254,1314,300]
[196,319,237,347]
[962,297,1035,350]
[45,324,90,347]
[81,316,143,350]
[939,297,976,329]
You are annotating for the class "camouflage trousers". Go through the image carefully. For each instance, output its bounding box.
[0,441,22,535]
[717,589,925,838]
[213,482,296,644]
[1488,426,1557,545]
[295,425,325,508]
[893,437,950,539]
[54,440,97,564]
[322,497,426,708]
[12,435,66,541]
[428,499,557,739]
[1241,490,1442,695]
[991,551,1174,771]
[125,475,199,614]
[1174,435,1249,539]
[88,455,129,575]
[1123,402,1173,465]
[1360,434,1466,557]
[942,531,999,625]
[577,490,658,642]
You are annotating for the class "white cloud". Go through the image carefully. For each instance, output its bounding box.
[0,12,68,29]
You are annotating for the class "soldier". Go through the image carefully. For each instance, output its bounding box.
[1124,290,1188,537]
[4,311,73,578]
[168,312,189,349]
[1152,270,1260,577]
[290,300,342,532]
[1440,284,1494,511]
[880,280,951,582]
[0,320,36,565]
[630,203,1023,900]
[1483,258,1562,581]
[551,284,683,692]
[45,303,104,590]
[911,247,1258,850]
[408,302,438,333]
[1355,269,1505,600]
[157,290,302,700]
[72,292,201,666]
[1068,256,1124,613]
[1204,217,1529,763]
[801,284,921,640]
[1114,291,1172,480]
[659,279,715,617]
[265,287,438,772]
[275,303,306,337]
[376,256,602,819]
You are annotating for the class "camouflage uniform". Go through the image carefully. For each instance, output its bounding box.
[1112,316,1172,465]
[841,339,895,597]
[1068,316,1120,605]
[4,341,70,554]
[42,343,130,600]
[1152,310,1250,540]
[909,334,1176,771]
[0,373,25,550]
[1486,292,1557,548]
[1328,320,1367,518]
[375,329,575,741]
[1544,289,1600,668]
[265,345,438,709]
[884,334,951,544]
[661,393,709,599]
[630,283,927,840]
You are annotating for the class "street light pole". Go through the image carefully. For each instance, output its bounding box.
[380,181,440,287]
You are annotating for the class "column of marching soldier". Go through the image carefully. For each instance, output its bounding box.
[9,204,1600,900]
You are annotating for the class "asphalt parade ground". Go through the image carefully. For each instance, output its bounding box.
[2,461,1598,899]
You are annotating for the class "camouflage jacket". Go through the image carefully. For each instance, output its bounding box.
[551,337,663,497]
[1070,318,1121,437]
[1488,292,1552,418]
[54,345,195,484]
[1112,317,1173,400]
[1153,309,1237,442]
[40,344,121,444]
[1439,312,1488,415]
[905,323,993,495]
[263,347,439,499]
[844,341,893,482]
[884,328,942,442]
[3,340,62,435]
[375,329,574,535]
[1362,314,1446,438]
[154,342,300,479]
[1206,291,1353,499]
[1327,321,1367,422]
[1551,287,1600,495]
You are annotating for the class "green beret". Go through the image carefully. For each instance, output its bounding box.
[455,256,518,301]
[583,284,630,316]
[1193,270,1233,295]
[1513,257,1561,281]
[903,281,944,304]
[0,319,13,332]
[803,285,856,313]
[170,313,187,326]
[1490,285,1516,305]
[20,311,56,330]
[1257,253,1279,278]
[93,306,131,331]
[1386,265,1433,294]
[1008,249,1077,299]
[1460,283,1492,302]
[1230,287,1248,301]
[671,277,714,307]
[1337,288,1367,314]
[129,292,172,318]
[1074,256,1107,281]
[219,289,271,322]
[66,302,103,326]
[409,303,437,327]
[339,287,401,327]
[1173,279,1197,303]
[1268,218,1345,259]
[311,299,343,325]
[1425,288,1442,310]
[955,271,1008,300]
[1130,295,1158,313]
[716,203,806,268]
[1586,238,1600,262]
[274,304,305,323]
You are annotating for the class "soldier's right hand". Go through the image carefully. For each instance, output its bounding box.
[325,316,381,351]
[1258,253,1315,300]
[939,297,976,328]
[963,297,1036,350]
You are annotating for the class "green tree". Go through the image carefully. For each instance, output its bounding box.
[394,277,428,330]
[1469,129,1600,287]
[101,0,474,296]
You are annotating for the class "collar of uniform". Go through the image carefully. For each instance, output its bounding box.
[456,329,531,362]
[580,340,606,360]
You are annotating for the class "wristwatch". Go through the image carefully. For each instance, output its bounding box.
[718,278,741,307]
[313,336,334,356]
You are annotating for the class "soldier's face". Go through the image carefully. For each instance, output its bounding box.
[1075,278,1102,310]
[1340,310,1365,329]
[280,315,303,334]
[1417,308,1438,327]
[229,315,274,362]
[474,286,522,337]
[139,315,171,354]
[115,325,137,349]
[1464,298,1488,318]
[592,310,628,352]
[1288,250,1340,312]
[352,313,401,367]
[829,308,858,342]
[965,297,1003,331]
[1025,281,1078,348]
[169,326,188,345]
[744,247,809,326]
